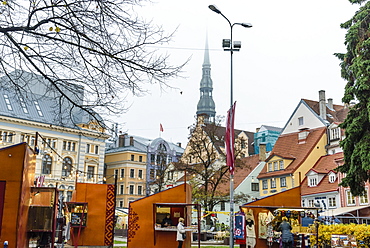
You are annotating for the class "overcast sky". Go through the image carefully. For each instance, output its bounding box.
[113,0,359,147]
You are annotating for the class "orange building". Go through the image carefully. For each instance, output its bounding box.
[128,184,200,248]
[67,183,116,247]
[0,143,35,248]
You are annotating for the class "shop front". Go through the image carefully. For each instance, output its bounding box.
[236,187,319,248]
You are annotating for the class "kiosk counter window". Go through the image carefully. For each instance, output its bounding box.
[65,202,88,227]
[153,203,200,231]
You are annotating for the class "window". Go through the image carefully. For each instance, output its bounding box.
[268,163,272,172]
[330,127,340,140]
[63,140,76,151]
[150,169,155,179]
[279,160,284,170]
[309,177,318,187]
[273,162,278,171]
[150,154,155,163]
[280,177,287,187]
[86,144,90,153]
[19,97,28,113]
[298,117,304,126]
[138,170,143,179]
[139,156,143,162]
[138,186,142,195]
[131,155,135,161]
[94,145,99,154]
[129,185,134,195]
[120,185,124,195]
[3,95,12,111]
[262,180,268,190]
[346,190,356,205]
[114,169,118,177]
[119,201,123,208]
[130,169,135,178]
[87,166,94,179]
[42,154,52,174]
[360,189,369,204]
[271,178,276,188]
[120,169,125,178]
[167,171,173,180]
[220,201,225,211]
[67,191,72,202]
[62,157,72,177]
[329,174,336,183]
[34,100,43,116]
[251,183,259,191]
[1,131,14,143]
[328,197,336,207]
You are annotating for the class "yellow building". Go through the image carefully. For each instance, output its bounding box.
[105,143,147,208]
[257,127,327,197]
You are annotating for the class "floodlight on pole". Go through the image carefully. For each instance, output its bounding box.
[209,4,252,248]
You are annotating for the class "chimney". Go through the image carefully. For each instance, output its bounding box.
[327,98,333,109]
[259,143,266,161]
[319,90,326,120]
[118,134,125,147]
[130,136,134,146]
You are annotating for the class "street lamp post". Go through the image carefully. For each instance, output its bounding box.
[209,4,252,248]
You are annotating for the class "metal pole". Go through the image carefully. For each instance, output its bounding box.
[229,24,235,248]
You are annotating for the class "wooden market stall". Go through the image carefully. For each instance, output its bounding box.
[127,184,201,248]
[0,143,35,248]
[67,182,116,247]
[237,187,319,248]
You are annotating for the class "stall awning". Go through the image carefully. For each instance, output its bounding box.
[320,206,369,217]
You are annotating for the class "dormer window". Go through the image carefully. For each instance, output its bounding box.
[330,127,341,141]
[268,163,272,172]
[329,173,336,183]
[309,176,318,187]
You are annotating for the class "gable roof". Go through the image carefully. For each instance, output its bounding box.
[301,152,343,196]
[258,127,327,179]
[202,123,255,155]
[303,99,348,124]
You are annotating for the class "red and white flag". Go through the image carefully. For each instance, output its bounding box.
[225,102,236,175]
[160,123,164,132]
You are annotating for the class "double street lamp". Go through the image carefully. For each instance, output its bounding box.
[209,4,252,248]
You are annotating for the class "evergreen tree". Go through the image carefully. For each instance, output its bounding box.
[336,0,370,195]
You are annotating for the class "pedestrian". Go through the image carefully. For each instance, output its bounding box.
[176,217,186,248]
[278,217,293,248]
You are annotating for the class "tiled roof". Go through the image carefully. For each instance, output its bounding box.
[303,99,348,123]
[257,127,327,179]
[300,153,343,196]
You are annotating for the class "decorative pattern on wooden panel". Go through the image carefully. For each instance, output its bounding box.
[127,210,140,242]
[104,184,115,246]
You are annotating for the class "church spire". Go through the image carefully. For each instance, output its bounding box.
[196,37,216,123]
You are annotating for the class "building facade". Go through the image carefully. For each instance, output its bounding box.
[105,133,184,207]
[0,70,108,201]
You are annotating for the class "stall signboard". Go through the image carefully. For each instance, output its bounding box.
[331,234,357,247]
[234,213,245,240]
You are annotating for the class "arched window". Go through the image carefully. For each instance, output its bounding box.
[62,157,72,177]
[42,154,52,174]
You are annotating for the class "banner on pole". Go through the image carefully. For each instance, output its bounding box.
[225,102,236,175]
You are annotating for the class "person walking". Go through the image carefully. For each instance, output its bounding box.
[176,217,186,248]
[278,217,293,248]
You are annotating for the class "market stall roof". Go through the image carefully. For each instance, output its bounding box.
[319,206,369,217]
